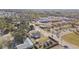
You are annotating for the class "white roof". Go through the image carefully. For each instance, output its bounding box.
[16,38,33,49]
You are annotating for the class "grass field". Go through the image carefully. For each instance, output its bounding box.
[62,32,79,47]
[36,37,48,43]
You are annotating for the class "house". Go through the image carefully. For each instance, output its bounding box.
[29,31,41,39]
[0,33,14,49]
[39,18,49,23]
[2,32,14,41]
[16,38,33,49]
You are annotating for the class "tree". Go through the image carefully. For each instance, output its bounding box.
[0,37,3,49]
[0,17,15,32]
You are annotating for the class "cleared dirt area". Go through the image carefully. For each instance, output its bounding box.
[62,32,79,47]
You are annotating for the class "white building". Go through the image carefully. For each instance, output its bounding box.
[16,38,33,49]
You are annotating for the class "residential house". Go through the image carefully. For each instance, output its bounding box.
[16,38,33,49]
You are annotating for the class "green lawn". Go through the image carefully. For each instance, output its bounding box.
[37,37,48,43]
[62,32,79,47]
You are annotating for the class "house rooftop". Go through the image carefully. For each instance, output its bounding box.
[16,38,33,49]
